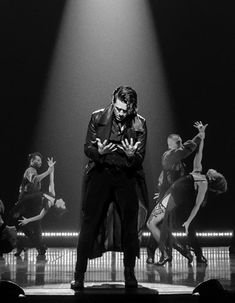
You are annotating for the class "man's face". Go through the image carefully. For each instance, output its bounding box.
[168,136,182,150]
[113,98,128,122]
[31,155,42,168]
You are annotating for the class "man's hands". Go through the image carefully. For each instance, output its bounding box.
[95,138,140,157]
[118,138,141,157]
[96,139,117,155]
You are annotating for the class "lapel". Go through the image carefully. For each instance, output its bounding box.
[125,115,144,140]
[96,104,144,141]
[96,104,113,141]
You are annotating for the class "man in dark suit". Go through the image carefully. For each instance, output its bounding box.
[71,86,148,290]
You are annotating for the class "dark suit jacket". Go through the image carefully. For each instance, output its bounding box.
[81,103,149,258]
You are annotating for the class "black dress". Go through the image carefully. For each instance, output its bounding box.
[11,192,50,253]
[159,174,204,257]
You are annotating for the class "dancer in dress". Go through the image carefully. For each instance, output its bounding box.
[10,156,66,257]
[157,122,227,264]
[146,124,204,265]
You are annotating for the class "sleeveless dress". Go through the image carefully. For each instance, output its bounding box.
[159,174,198,251]
[9,193,51,253]
[11,192,50,225]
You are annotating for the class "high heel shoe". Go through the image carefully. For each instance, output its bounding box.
[155,254,172,266]
[185,250,194,264]
[196,255,207,264]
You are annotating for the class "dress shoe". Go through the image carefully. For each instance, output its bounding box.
[14,248,26,257]
[124,268,138,288]
[196,255,207,264]
[37,247,47,256]
[155,255,172,266]
[71,274,84,291]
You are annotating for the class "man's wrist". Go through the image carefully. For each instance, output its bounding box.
[98,149,105,155]
[126,152,134,158]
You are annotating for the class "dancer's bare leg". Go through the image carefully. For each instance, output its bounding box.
[147,194,171,258]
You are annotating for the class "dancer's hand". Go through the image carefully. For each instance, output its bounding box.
[47,157,56,167]
[18,217,30,226]
[47,157,56,173]
[95,138,117,155]
[193,121,208,133]
[118,138,140,157]
[182,221,190,235]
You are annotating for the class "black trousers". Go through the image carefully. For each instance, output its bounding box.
[187,222,203,257]
[157,198,203,259]
[146,228,201,258]
[17,221,46,252]
[75,167,139,275]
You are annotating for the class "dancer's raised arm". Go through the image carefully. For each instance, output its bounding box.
[192,121,207,172]
[182,122,208,234]
[48,158,55,197]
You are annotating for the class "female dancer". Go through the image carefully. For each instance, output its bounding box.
[156,122,227,264]
[11,158,66,257]
[146,122,205,265]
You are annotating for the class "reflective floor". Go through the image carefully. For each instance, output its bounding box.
[1,247,235,295]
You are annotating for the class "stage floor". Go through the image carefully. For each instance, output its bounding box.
[0,247,235,295]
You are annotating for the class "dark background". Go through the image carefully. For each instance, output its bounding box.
[0,0,234,233]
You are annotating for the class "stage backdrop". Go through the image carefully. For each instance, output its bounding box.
[0,0,234,233]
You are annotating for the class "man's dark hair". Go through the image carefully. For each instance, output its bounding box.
[167,134,181,141]
[112,86,138,116]
[28,152,43,164]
